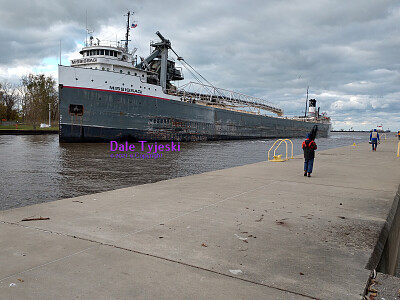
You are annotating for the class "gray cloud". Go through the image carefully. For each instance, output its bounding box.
[0,0,399,130]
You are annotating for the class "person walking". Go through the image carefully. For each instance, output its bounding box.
[370,129,380,151]
[302,133,317,177]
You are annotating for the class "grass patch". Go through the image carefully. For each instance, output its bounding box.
[0,124,59,131]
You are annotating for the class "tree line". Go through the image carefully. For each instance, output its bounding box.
[0,74,58,128]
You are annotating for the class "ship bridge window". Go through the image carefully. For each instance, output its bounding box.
[110,50,114,56]
[114,52,118,57]
[100,49,104,55]
[105,50,109,56]
[96,50,99,55]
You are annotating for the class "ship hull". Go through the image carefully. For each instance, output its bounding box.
[59,85,330,142]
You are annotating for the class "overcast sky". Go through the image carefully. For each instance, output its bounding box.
[0,0,399,131]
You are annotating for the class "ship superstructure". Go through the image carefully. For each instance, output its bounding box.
[59,12,330,142]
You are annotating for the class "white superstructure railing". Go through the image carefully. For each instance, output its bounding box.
[170,82,283,116]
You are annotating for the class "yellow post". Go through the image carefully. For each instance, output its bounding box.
[397,141,400,158]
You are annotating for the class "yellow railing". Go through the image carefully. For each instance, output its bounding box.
[397,141,399,158]
[268,139,293,162]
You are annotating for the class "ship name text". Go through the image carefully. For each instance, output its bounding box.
[71,58,97,65]
[109,86,142,94]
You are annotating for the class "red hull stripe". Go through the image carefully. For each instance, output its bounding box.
[62,85,171,101]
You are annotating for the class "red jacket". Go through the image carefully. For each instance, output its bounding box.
[302,139,317,159]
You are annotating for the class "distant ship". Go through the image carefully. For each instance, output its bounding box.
[58,12,330,142]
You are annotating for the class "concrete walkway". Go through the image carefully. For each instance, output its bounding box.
[1,139,400,299]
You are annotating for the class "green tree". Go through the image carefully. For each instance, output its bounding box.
[21,74,58,129]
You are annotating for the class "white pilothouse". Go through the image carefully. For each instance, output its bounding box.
[70,11,145,79]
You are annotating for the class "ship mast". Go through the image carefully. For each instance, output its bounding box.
[304,86,309,117]
[124,11,132,51]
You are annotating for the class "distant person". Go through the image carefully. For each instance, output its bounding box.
[370,129,380,151]
[302,133,317,177]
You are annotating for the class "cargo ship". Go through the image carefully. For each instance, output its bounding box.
[58,12,330,142]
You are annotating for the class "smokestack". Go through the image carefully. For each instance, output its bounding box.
[308,99,316,116]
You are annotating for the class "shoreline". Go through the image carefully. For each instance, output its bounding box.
[0,129,58,135]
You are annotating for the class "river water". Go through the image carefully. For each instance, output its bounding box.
[0,132,373,210]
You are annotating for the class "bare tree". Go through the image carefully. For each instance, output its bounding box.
[0,80,19,121]
[17,80,29,123]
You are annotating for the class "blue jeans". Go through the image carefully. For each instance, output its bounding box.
[371,139,377,150]
[304,159,314,173]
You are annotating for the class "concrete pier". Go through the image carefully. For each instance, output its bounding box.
[1,139,400,299]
